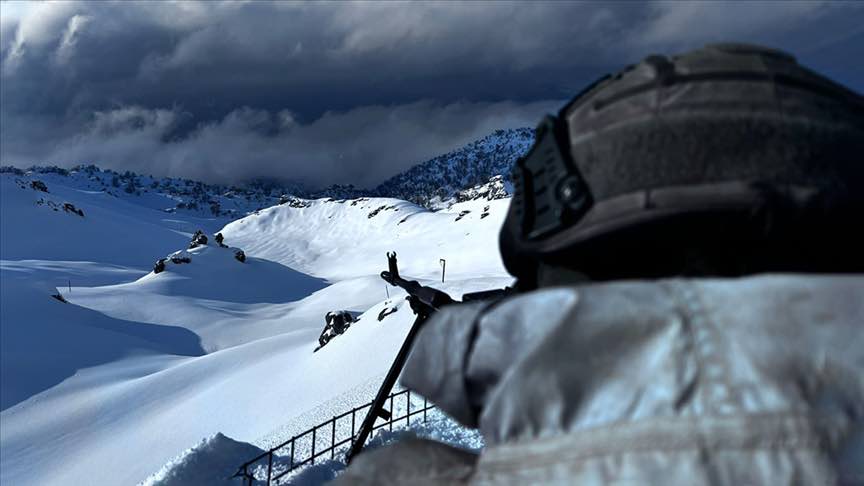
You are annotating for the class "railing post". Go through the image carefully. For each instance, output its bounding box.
[331,416,337,459]
[290,437,295,470]
[351,409,356,446]
[311,427,317,465]
[266,452,273,485]
[234,396,439,480]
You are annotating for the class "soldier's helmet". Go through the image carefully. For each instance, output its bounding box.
[500,43,864,289]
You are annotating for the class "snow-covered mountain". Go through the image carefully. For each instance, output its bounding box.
[2,126,533,220]
[371,127,532,208]
[0,129,521,484]
[312,128,534,208]
[0,165,304,221]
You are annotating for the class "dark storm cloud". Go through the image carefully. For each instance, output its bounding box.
[11,100,559,188]
[1,1,862,187]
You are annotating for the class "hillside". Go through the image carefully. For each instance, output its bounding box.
[312,127,533,208]
[371,127,532,208]
[0,165,300,222]
[1,126,533,219]
[0,168,513,485]
[222,195,511,281]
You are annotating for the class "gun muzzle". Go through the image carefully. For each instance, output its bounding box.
[386,251,400,280]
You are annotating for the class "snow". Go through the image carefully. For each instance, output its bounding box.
[366,127,533,208]
[251,409,484,486]
[138,409,483,486]
[0,176,190,266]
[142,433,265,486]
[67,244,329,351]
[221,196,512,281]
[0,170,512,485]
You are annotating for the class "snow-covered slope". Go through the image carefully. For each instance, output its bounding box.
[222,195,511,281]
[1,167,514,485]
[66,244,328,351]
[1,165,303,221]
[1,175,190,265]
[370,127,532,208]
[312,127,534,208]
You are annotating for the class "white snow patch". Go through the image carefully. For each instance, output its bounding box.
[141,433,264,486]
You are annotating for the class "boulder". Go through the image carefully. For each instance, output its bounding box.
[188,230,208,249]
[62,202,85,217]
[30,180,49,192]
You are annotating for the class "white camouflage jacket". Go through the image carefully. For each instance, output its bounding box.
[336,274,864,485]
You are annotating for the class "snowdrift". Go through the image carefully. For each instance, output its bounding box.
[142,433,265,486]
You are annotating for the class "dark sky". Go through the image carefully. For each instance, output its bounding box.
[1,1,862,188]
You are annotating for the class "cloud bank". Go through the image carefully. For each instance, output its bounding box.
[2,1,861,187]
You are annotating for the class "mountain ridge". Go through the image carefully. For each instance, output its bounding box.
[1,127,534,214]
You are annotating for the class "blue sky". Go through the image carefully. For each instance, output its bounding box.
[1,1,862,187]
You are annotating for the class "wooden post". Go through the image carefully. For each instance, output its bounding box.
[331,417,336,459]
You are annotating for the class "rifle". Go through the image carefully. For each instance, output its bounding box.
[346,252,508,463]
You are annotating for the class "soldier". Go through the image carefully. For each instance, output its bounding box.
[330,311,348,335]
[318,312,336,348]
[317,311,355,350]
[336,44,864,484]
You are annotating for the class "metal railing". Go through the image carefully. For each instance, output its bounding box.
[233,389,435,485]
